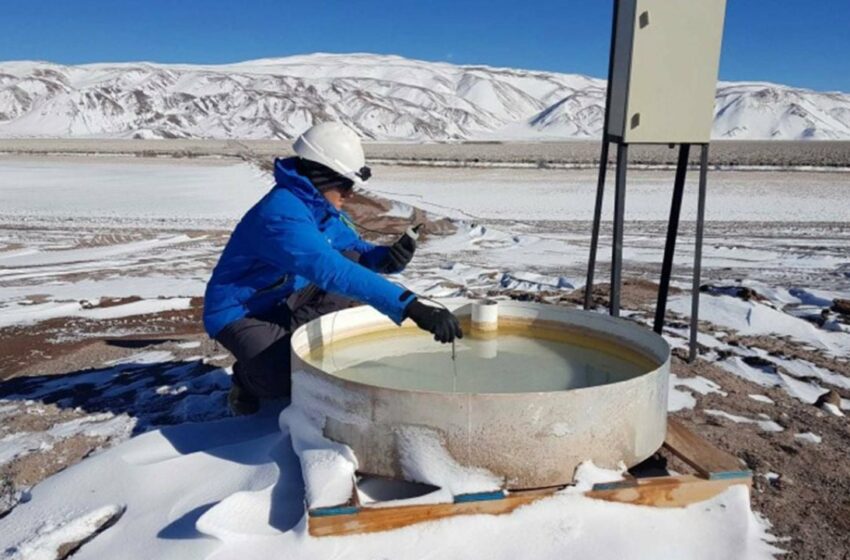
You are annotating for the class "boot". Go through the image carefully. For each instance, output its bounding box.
[228,363,260,416]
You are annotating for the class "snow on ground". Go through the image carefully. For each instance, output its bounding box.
[659,284,850,407]
[370,166,850,223]
[0,412,132,466]
[373,166,850,307]
[668,374,728,412]
[793,432,822,444]
[0,356,232,466]
[2,160,848,332]
[0,157,270,228]
[2,157,850,558]
[0,157,271,335]
[704,410,785,433]
[0,297,193,328]
[8,504,126,560]
[667,293,850,356]
[0,400,780,560]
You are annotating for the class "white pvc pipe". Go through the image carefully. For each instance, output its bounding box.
[471,299,498,333]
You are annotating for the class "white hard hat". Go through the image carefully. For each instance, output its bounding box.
[292,122,371,184]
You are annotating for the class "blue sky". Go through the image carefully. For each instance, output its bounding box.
[1,0,848,92]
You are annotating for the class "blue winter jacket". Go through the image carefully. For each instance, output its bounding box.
[203,157,415,337]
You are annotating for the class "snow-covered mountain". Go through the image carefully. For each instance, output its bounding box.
[1,53,848,141]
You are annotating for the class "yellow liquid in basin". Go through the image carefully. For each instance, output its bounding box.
[305,327,654,394]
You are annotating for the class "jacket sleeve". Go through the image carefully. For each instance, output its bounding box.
[330,216,390,272]
[348,239,390,272]
[255,211,415,324]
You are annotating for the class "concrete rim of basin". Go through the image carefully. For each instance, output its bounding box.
[291,299,671,489]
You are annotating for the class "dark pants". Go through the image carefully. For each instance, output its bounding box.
[215,274,360,399]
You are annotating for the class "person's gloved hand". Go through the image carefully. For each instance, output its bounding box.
[380,229,417,273]
[404,300,463,343]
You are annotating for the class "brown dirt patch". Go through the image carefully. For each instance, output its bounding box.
[494,278,676,311]
[0,297,205,379]
[570,278,680,311]
[81,296,143,309]
[0,401,90,437]
[669,350,850,559]
[0,401,114,517]
[5,433,107,489]
[831,299,850,316]
[333,191,456,242]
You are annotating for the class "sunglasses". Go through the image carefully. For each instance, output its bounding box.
[298,158,372,191]
[334,166,371,192]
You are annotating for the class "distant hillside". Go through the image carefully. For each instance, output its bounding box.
[1,53,848,141]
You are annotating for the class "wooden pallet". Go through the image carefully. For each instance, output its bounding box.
[307,418,751,537]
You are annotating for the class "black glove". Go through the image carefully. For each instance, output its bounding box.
[404,300,463,343]
[380,231,417,273]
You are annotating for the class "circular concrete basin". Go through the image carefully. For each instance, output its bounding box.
[291,299,670,489]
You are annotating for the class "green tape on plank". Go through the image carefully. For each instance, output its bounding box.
[591,480,637,491]
[707,470,752,481]
[309,505,361,517]
[453,491,506,503]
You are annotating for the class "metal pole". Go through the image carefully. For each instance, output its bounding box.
[654,144,691,333]
[610,142,628,316]
[584,139,610,309]
[584,0,619,310]
[689,144,709,362]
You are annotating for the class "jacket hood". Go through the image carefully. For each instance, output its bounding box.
[273,157,338,222]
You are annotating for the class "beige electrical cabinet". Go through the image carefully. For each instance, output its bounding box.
[606,0,727,144]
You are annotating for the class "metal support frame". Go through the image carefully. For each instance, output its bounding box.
[653,144,691,333]
[584,138,610,310]
[584,0,620,311]
[689,145,709,362]
[610,143,628,317]
[582,0,712,361]
[583,140,710,361]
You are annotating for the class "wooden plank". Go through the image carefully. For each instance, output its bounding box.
[308,489,557,537]
[586,473,750,508]
[307,419,754,537]
[664,417,749,478]
[308,473,752,537]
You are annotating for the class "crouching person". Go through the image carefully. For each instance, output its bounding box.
[203,122,462,415]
